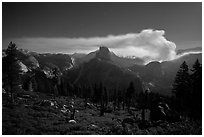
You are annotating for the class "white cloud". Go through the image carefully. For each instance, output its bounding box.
[175,51,202,59]
[5,29,178,63]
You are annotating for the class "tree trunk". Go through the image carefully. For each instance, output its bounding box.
[142,108,145,121]
[10,79,14,103]
[100,104,104,116]
[84,97,87,109]
[70,109,76,120]
[122,101,125,110]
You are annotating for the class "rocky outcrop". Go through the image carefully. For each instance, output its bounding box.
[96,46,111,61]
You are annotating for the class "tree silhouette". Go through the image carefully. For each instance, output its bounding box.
[51,67,60,97]
[99,82,105,116]
[113,88,117,111]
[4,42,21,103]
[103,87,108,107]
[126,82,135,111]
[91,84,98,104]
[172,61,191,113]
[190,59,202,119]
[83,85,91,109]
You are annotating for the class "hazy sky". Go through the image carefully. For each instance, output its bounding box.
[2,2,202,58]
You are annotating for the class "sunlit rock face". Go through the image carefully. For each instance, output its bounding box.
[96,46,111,61]
[18,61,28,73]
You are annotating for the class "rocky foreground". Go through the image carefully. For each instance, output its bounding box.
[2,90,202,135]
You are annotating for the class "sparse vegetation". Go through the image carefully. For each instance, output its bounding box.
[2,91,202,135]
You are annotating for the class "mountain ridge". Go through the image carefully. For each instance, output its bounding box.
[2,46,202,96]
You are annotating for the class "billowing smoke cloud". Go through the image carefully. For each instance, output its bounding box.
[4,29,178,63]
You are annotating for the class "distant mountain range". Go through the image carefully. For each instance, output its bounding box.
[2,46,202,96]
[176,47,202,55]
[72,46,145,68]
[129,52,202,95]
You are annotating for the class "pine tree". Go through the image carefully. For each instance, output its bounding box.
[190,59,202,119]
[104,87,108,107]
[172,61,191,113]
[117,89,122,110]
[126,82,135,111]
[4,42,21,103]
[99,82,104,116]
[83,85,91,109]
[52,67,60,96]
[113,88,117,111]
[92,84,98,103]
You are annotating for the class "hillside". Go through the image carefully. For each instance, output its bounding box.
[2,91,201,135]
[129,53,202,95]
[65,47,143,94]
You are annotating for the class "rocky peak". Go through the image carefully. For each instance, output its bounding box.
[96,46,111,61]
